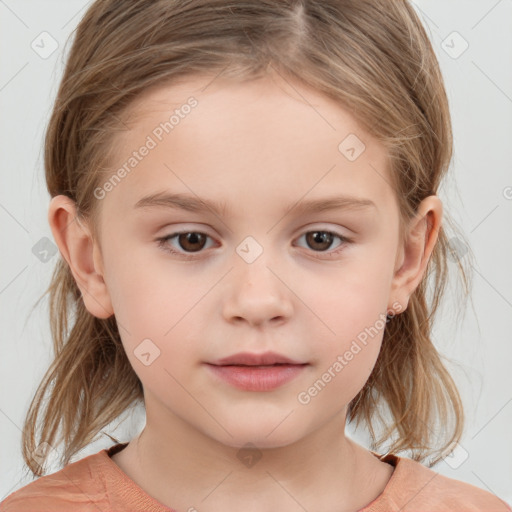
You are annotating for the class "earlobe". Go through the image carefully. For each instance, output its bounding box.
[389,196,443,312]
[48,195,114,319]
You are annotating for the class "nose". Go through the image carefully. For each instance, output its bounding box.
[222,256,294,328]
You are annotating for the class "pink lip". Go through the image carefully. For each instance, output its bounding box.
[210,351,305,366]
[204,363,308,391]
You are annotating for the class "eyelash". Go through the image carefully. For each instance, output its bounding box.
[156,229,352,261]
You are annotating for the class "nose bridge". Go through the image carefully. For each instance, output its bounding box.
[222,237,293,326]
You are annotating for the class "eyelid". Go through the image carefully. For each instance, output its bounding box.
[156,222,351,242]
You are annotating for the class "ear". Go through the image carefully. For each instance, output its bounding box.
[48,195,114,319]
[388,195,443,314]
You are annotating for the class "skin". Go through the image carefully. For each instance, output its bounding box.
[48,73,442,512]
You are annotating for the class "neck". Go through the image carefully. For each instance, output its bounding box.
[111,402,393,512]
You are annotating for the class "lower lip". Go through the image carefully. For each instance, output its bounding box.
[204,363,308,391]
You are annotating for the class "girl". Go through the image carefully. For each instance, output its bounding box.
[1,0,510,510]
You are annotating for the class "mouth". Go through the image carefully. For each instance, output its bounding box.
[208,351,307,367]
[204,361,308,392]
[217,363,301,367]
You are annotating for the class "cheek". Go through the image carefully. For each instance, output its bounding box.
[297,250,394,391]
[103,239,196,332]
[103,257,209,375]
[300,297,387,408]
[104,267,202,404]
[305,249,394,333]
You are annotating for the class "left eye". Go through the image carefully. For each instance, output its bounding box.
[296,230,349,253]
[156,229,351,258]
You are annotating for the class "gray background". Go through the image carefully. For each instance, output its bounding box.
[1,0,511,505]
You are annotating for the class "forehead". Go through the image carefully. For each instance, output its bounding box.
[102,74,398,221]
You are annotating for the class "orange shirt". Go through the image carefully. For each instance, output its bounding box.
[1,442,510,511]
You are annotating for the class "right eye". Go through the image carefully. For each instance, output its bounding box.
[156,231,216,259]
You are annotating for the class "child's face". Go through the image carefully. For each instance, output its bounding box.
[64,74,410,447]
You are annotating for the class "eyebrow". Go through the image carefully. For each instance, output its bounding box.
[134,191,377,217]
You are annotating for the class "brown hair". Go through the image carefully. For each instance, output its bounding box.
[22,0,474,477]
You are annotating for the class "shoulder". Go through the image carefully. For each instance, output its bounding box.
[371,452,512,512]
[0,451,110,512]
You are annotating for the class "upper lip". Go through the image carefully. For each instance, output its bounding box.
[208,351,307,366]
